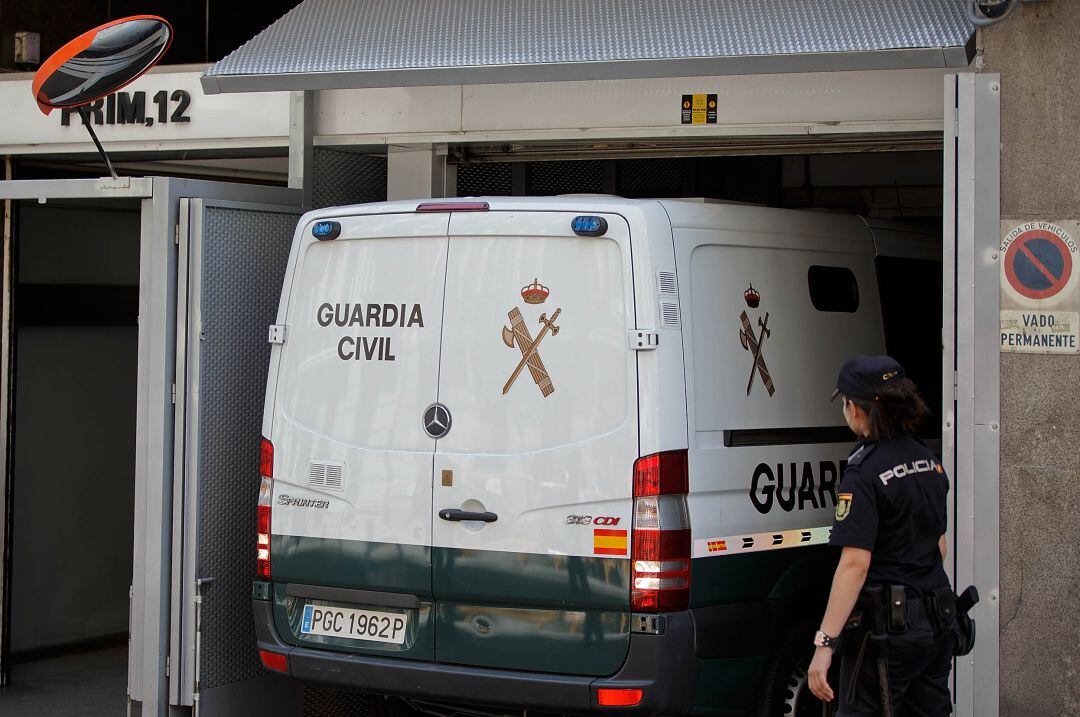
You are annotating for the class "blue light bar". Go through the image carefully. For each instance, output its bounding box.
[571,215,608,237]
[312,220,341,240]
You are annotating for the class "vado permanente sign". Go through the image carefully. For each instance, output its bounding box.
[1000,220,1080,354]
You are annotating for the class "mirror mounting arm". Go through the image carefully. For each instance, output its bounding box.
[77,105,118,180]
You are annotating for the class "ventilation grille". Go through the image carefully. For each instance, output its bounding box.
[457,162,513,196]
[656,269,677,295]
[308,460,345,491]
[660,302,681,328]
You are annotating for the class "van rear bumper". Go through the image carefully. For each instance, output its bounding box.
[253,599,698,715]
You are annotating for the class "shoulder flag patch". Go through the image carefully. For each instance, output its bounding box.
[835,492,853,521]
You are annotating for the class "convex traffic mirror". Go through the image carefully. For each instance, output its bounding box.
[32,15,173,115]
[30,15,172,179]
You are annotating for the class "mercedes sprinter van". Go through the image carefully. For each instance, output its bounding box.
[252,197,938,716]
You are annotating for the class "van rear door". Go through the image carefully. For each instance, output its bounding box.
[268,212,449,660]
[431,210,638,676]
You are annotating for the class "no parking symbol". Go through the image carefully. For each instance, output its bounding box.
[1000,220,1080,354]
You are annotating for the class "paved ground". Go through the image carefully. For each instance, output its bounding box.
[0,645,127,716]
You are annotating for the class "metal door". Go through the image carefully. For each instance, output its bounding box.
[943,73,1000,717]
[169,195,301,715]
[264,212,450,663]
[431,210,638,675]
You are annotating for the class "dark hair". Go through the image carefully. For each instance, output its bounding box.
[845,377,930,442]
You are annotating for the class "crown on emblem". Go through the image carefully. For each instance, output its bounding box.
[743,283,760,308]
[521,278,549,304]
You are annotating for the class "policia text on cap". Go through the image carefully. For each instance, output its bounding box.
[808,356,977,716]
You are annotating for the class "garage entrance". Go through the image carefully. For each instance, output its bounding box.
[3,197,140,714]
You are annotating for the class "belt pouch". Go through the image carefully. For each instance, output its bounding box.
[862,584,886,636]
[928,587,957,636]
[888,585,907,633]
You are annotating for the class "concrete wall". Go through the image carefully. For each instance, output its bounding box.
[980,4,1080,715]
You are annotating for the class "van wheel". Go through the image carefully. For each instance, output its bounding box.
[756,623,834,717]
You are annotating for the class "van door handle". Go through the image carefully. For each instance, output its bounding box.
[438,509,498,523]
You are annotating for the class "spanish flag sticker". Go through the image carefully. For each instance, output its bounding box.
[593,528,628,556]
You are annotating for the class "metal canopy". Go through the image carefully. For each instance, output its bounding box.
[202,0,975,94]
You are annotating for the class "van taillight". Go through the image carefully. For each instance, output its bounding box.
[257,437,273,580]
[631,450,690,612]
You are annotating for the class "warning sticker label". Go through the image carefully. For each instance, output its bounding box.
[681,93,717,125]
[1000,220,1080,354]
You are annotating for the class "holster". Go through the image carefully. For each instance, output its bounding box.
[953,613,976,656]
[926,585,978,656]
[951,585,980,657]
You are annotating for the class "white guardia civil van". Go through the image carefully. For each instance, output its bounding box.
[253,197,939,717]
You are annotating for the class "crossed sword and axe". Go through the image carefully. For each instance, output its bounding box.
[739,310,776,396]
[501,307,561,396]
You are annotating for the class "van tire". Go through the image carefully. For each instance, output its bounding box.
[755,622,835,717]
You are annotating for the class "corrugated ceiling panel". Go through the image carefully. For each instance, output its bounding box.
[204,0,973,92]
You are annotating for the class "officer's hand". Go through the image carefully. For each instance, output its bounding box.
[808,646,834,702]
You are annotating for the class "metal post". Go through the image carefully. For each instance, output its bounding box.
[77,105,119,180]
[0,156,13,688]
[387,144,454,200]
[943,72,1001,717]
[288,91,315,209]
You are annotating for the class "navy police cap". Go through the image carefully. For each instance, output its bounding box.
[831,355,905,402]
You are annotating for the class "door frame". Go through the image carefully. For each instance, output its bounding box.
[942,73,1001,717]
[0,177,153,688]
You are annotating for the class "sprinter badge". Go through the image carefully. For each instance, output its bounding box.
[739,284,776,397]
[502,280,561,397]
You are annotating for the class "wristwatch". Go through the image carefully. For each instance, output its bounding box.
[813,630,838,649]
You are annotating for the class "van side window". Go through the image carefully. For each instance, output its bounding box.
[807,265,859,312]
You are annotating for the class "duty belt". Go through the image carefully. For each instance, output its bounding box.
[855,584,957,636]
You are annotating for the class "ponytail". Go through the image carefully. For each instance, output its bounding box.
[847,377,930,442]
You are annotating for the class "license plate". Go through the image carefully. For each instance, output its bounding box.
[300,604,408,644]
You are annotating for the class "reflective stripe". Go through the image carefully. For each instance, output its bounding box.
[693,526,832,558]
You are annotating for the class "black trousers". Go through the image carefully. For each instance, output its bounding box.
[836,601,953,717]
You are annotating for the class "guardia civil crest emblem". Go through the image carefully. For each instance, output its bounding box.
[501,279,561,398]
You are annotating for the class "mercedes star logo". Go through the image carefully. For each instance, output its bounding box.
[423,403,452,439]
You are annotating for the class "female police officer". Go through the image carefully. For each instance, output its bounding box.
[807,355,953,716]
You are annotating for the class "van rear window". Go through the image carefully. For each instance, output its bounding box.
[807,265,859,312]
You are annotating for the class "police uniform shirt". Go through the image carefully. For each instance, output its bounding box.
[829,435,950,594]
